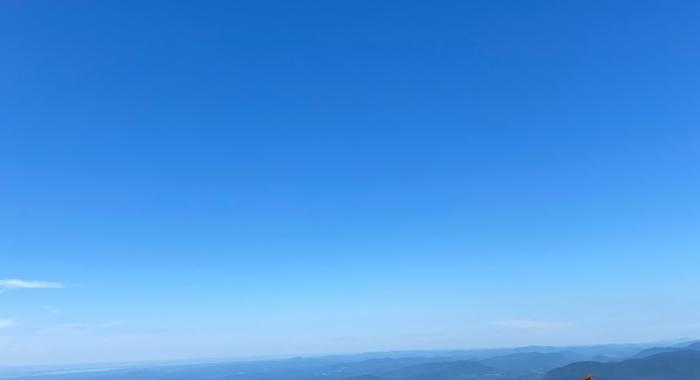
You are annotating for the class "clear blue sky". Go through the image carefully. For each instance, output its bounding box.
[1,0,699,366]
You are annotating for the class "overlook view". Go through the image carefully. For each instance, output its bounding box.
[1,1,698,380]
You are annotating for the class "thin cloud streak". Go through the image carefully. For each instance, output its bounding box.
[491,319,575,332]
[0,279,64,290]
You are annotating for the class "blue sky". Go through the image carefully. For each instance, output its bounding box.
[1,0,699,366]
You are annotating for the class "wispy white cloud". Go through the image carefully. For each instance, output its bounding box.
[0,320,15,329]
[0,279,64,291]
[56,321,125,331]
[491,319,574,332]
[39,321,126,335]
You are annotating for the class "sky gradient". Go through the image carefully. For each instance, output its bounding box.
[1,0,699,366]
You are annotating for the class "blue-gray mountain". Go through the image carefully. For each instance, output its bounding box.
[631,341,700,358]
[544,350,700,380]
[1,341,698,380]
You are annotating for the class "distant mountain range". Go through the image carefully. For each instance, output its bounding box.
[545,349,700,380]
[374,360,500,380]
[1,340,698,380]
[479,352,585,373]
[631,340,700,358]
